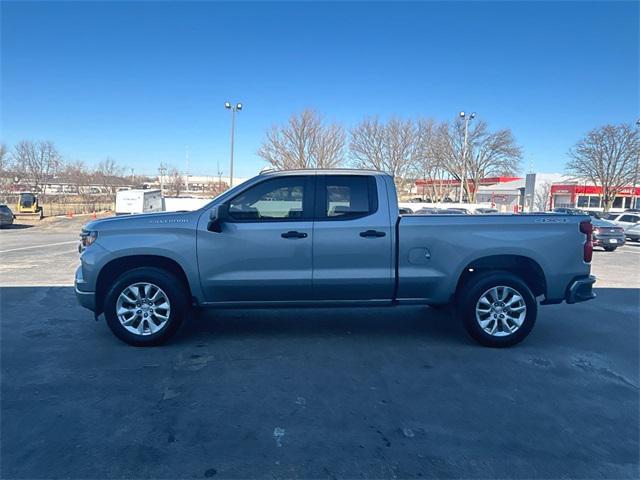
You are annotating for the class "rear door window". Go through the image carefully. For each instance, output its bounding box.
[317,175,377,220]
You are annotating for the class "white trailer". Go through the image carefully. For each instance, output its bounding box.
[115,189,163,215]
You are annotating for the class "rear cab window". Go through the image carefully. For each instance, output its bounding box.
[316,175,378,220]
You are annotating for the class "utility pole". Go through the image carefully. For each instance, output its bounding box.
[458,111,476,203]
[224,101,242,188]
[216,158,222,193]
[158,163,167,194]
[185,145,190,193]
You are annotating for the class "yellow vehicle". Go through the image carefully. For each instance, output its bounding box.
[15,192,43,219]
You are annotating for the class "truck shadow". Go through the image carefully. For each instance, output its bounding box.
[180,305,468,345]
[0,286,637,349]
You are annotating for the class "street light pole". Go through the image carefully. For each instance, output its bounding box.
[224,101,242,188]
[458,111,476,203]
[633,119,640,209]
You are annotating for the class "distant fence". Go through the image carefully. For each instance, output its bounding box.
[0,193,115,217]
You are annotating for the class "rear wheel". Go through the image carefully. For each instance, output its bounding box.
[104,267,188,346]
[457,271,537,348]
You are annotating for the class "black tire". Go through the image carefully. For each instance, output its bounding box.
[457,271,537,348]
[104,267,188,346]
[603,246,617,252]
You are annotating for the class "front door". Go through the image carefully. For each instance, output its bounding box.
[312,175,394,301]
[197,175,315,303]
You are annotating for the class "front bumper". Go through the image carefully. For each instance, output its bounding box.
[566,275,597,304]
[75,265,96,312]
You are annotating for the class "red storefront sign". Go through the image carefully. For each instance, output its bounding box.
[551,184,640,196]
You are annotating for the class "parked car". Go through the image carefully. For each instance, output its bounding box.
[76,169,596,348]
[474,208,500,214]
[604,212,640,230]
[447,208,473,214]
[586,210,606,219]
[591,217,625,251]
[553,207,588,215]
[414,207,441,214]
[625,223,640,242]
[0,204,15,228]
[398,207,413,215]
[415,208,466,215]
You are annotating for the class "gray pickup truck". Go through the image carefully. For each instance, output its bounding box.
[76,169,596,347]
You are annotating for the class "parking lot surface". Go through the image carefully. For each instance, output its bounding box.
[1,218,639,478]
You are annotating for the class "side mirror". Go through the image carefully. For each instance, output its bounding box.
[207,204,229,232]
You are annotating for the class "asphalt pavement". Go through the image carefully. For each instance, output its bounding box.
[1,217,638,478]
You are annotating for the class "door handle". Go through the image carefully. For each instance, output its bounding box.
[359,230,386,238]
[281,231,308,239]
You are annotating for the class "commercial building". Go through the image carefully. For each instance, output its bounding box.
[415,173,640,213]
[550,184,640,211]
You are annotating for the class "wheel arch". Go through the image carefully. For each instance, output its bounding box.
[455,254,547,300]
[95,255,192,315]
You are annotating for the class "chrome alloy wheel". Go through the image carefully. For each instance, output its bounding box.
[115,282,171,336]
[475,286,527,337]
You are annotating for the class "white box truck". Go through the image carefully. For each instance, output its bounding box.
[115,189,163,215]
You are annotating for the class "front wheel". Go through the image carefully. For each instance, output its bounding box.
[104,267,188,346]
[457,271,537,348]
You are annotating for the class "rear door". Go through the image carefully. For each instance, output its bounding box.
[312,175,394,301]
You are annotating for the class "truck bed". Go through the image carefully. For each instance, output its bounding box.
[396,213,591,304]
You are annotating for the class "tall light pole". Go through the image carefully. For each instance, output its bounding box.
[224,101,242,188]
[458,111,476,203]
[633,118,640,209]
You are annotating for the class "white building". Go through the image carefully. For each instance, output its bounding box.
[475,173,570,212]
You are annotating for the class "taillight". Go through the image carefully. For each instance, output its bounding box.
[580,220,593,263]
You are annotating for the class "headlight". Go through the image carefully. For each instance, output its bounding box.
[80,230,98,249]
[593,228,600,235]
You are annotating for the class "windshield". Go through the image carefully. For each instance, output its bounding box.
[19,193,35,207]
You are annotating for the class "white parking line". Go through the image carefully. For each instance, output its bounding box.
[0,240,77,254]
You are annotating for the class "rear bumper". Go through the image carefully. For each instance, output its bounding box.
[593,236,625,246]
[565,275,596,304]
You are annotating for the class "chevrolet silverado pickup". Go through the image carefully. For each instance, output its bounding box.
[76,169,596,347]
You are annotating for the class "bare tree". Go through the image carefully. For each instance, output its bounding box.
[433,118,522,202]
[61,160,91,195]
[349,117,421,192]
[0,144,14,194]
[412,118,451,201]
[94,157,124,193]
[0,144,10,175]
[534,181,552,212]
[167,168,185,197]
[257,109,345,169]
[12,140,63,192]
[566,124,639,211]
